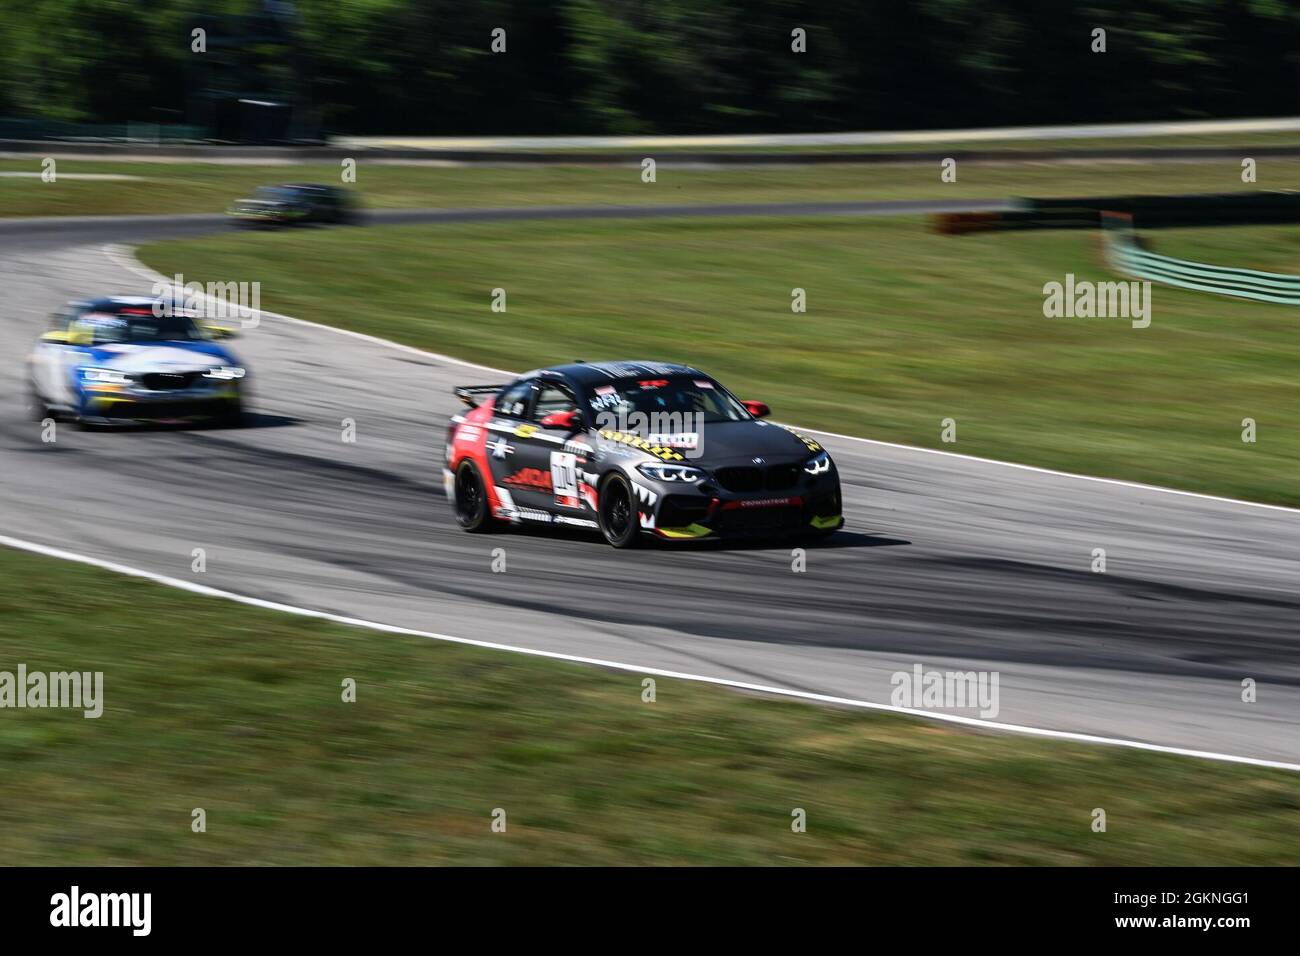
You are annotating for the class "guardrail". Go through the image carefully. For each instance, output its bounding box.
[0,118,205,142]
[1102,212,1300,304]
[12,138,1300,167]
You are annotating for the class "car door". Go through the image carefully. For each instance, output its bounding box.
[485,378,551,514]
[529,381,585,512]
[323,189,344,221]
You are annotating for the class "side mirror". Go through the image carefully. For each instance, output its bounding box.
[539,409,581,431]
[743,400,771,419]
[204,324,239,340]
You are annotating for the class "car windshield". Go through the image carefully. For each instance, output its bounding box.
[255,186,302,201]
[587,375,749,425]
[78,310,207,344]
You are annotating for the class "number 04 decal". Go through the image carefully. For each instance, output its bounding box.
[550,452,578,502]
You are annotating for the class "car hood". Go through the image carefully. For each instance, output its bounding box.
[690,419,821,466]
[82,340,239,373]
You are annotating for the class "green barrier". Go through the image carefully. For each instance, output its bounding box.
[1101,212,1300,304]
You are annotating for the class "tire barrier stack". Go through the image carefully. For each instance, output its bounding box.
[1100,212,1300,305]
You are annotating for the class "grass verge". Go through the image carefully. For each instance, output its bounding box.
[1,543,1297,865]
[5,157,1300,217]
[143,216,1300,506]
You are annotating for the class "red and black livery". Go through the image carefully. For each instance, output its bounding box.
[444,361,843,548]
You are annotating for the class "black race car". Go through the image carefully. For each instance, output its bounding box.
[444,361,843,547]
[228,183,357,226]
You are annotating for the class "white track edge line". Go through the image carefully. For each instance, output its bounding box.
[3,530,1298,773]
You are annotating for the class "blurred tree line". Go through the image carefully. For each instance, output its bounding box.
[2,0,1299,136]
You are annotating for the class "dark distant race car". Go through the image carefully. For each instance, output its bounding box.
[228,183,357,226]
[444,361,843,547]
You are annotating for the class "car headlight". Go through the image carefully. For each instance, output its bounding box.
[203,366,246,380]
[804,451,832,475]
[81,368,132,385]
[637,463,706,483]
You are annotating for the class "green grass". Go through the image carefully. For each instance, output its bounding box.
[143,216,1300,506]
[6,156,1300,217]
[1,543,1297,865]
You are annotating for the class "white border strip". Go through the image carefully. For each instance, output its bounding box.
[334,116,1300,150]
[4,530,1298,773]
[29,242,1277,773]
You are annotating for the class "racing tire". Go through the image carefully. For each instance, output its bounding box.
[25,382,50,422]
[216,400,246,428]
[71,396,96,430]
[454,460,497,533]
[597,472,641,549]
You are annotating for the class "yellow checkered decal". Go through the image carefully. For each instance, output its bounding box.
[598,429,685,462]
[778,425,822,452]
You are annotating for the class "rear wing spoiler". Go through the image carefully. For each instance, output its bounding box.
[453,384,507,408]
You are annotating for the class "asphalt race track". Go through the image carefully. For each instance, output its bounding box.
[3,204,1299,766]
[0,197,1015,249]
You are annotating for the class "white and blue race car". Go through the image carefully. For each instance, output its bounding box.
[26,296,248,427]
